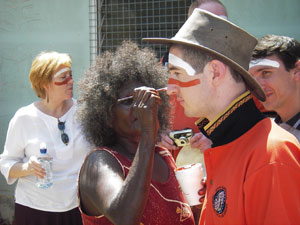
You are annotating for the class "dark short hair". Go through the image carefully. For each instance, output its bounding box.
[252,34,300,71]
[77,41,170,147]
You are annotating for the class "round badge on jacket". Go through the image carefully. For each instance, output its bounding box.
[213,186,227,217]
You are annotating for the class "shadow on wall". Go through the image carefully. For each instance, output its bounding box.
[0,196,14,225]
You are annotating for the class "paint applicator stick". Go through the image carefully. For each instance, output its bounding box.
[117,87,167,103]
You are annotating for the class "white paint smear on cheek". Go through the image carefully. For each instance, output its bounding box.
[169,53,196,76]
[249,58,280,69]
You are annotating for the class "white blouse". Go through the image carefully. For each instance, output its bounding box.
[0,99,91,212]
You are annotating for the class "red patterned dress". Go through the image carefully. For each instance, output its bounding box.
[79,146,195,225]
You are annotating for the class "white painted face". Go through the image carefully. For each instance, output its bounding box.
[168,53,196,76]
[46,66,73,101]
[249,55,297,115]
[249,58,280,70]
[168,47,212,118]
[53,67,71,78]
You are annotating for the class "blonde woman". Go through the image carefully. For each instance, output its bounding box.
[0,51,90,225]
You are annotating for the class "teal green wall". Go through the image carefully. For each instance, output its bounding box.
[0,0,90,222]
[224,0,300,40]
[0,0,299,223]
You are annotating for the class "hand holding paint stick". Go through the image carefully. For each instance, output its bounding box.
[117,87,167,103]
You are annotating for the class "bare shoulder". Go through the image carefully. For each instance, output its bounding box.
[80,149,124,182]
[79,149,126,216]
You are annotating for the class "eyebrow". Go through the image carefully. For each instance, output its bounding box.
[168,65,179,71]
[168,65,187,75]
[255,66,277,72]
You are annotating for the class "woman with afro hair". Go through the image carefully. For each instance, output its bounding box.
[76,41,196,225]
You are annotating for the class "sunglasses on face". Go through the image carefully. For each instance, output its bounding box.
[58,120,69,145]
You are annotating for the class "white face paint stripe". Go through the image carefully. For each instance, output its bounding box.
[169,53,196,76]
[53,68,71,78]
[249,58,280,69]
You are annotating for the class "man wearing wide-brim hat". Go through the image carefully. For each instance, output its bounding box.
[144,9,300,225]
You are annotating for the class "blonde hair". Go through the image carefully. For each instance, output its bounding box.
[29,51,71,98]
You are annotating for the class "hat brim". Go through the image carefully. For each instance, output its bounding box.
[143,37,266,102]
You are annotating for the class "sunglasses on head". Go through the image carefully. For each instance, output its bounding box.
[58,120,69,145]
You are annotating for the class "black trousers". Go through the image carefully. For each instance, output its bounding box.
[13,203,83,225]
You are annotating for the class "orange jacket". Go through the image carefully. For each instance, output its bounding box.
[200,118,300,225]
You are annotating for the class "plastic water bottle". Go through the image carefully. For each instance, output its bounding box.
[36,142,53,188]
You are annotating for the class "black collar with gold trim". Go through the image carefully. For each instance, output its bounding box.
[196,91,265,147]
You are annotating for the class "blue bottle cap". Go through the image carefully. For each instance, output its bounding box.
[40,142,47,154]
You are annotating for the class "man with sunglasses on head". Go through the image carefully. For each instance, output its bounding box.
[0,51,91,225]
[144,9,300,224]
[249,34,300,142]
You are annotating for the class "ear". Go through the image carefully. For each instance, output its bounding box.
[43,82,50,91]
[293,59,300,82]
[209,60,227,83]
[42,83,50,97]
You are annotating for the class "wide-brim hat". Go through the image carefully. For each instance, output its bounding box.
[143,9,266,101]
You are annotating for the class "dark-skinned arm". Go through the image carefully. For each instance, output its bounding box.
[79,87,161,225]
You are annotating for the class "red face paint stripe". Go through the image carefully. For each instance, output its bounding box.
[168,78,200,87]
[54,75,72,86]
